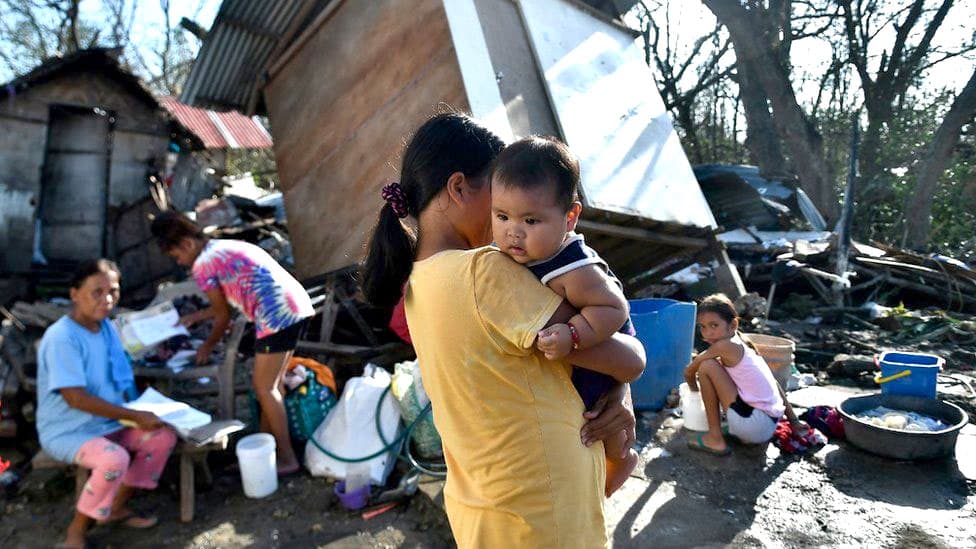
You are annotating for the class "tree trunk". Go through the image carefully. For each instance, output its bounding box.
[903,68,976,249]
[735,59,788,177]
[858,102,894,203]
[704,0,840,222]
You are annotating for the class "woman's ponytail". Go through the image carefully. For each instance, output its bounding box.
[361,202,417,307]
[359,112,505,308]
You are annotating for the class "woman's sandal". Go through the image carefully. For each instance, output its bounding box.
[104,510,158,529]
[687,433,732,456]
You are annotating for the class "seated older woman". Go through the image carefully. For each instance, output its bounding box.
[36,259,177,549]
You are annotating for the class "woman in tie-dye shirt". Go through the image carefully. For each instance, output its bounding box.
[151,212,313,475]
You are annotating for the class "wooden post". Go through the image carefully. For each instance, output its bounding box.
[706,233,746,300]
[832,116,859,306]
[318,281,339,344]
[180,451,194,523]
[218,318,246,420]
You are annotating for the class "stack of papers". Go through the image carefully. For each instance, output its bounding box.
[115,301,189,356]
[123,388,211,438]
[166,349,198,373]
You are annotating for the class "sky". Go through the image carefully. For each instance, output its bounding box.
[2,0,972,107]
[88,0,221,82]
[0,0,221,82]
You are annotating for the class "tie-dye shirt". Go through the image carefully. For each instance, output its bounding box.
[192,239,314,339]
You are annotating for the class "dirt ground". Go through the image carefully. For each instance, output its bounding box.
[3,383,974,548]
[1,452,455,548]
[607,384,976,548]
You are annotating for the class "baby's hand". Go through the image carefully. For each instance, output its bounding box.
[537,324,574,360]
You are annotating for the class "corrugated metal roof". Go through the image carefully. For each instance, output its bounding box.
[159,96,272,149]
[180,0,313,112]
[181,0,637,114]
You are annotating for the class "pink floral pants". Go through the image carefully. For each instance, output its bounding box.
[73,427,177,520]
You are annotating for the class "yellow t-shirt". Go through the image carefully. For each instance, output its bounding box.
[405,247,607,548]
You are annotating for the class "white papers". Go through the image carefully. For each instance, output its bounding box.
[124,387,212,437]
[115,301,189,355]
[166,349,197,373]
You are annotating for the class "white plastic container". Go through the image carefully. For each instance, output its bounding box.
[679,382,709,432]
[236,433,278,498]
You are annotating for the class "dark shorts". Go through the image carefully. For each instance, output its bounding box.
[730,395,755,417]
[572,368,617,411]
[254,319,307,354]
[572,321,636,410]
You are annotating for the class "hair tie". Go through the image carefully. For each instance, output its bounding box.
[382,182,409,219]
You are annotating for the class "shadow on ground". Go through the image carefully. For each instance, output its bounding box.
[607,399,976,549]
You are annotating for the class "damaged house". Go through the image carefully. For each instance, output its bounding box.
[178,0,745,299]
[0,48,272,303]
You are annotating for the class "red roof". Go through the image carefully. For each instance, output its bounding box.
[160,96,272,150]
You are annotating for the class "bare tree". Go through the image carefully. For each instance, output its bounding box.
[838,0,975,207]
[903,68,976,249]
[703,0,841,222]
[122,0,205,96]
[636,1,734,163]
[0,0,132,78]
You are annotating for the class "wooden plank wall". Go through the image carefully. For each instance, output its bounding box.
[263,0,468,279]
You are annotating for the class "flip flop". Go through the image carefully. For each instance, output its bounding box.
[105,510,158,529]
[687,434,732,456]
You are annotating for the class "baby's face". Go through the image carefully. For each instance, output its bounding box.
[491,183,571,264]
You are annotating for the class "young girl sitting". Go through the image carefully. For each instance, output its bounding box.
[151,212,314,475]
[684,294,802,456]
[491,136,643,496]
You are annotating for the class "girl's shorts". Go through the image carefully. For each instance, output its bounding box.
[727,397,777,444]
[254,319,307,354]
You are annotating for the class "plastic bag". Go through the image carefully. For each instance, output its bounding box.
[285,369,337,442]
[391,359,442,459]
[304,364,401,485]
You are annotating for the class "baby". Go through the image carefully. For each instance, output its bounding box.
[491,135,640,497]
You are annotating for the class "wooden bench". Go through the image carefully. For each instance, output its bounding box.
[30,419,243,522]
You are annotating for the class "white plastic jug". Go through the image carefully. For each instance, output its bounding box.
[679,383,709,432]
[236,433,278,498]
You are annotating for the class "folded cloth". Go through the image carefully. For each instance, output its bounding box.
[799,405,845,439]
[773,420,826,454]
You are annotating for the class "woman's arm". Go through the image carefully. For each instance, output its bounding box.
[60,387,164,430]
[581,383,636,456]
[196,288,231,365]
[180,307,215,327]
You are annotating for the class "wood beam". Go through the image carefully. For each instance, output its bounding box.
[576,220,708,249]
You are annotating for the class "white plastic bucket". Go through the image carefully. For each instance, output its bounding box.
[679,382,709,432]
[236,433,278,498]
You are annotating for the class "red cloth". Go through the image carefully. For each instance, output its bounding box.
[799,406,846,439]
[772,420,826,454]
[390,295,412,344]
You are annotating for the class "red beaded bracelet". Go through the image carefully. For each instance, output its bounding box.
[566,321,580,350]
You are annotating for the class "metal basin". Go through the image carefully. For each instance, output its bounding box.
[838,393,969,460]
